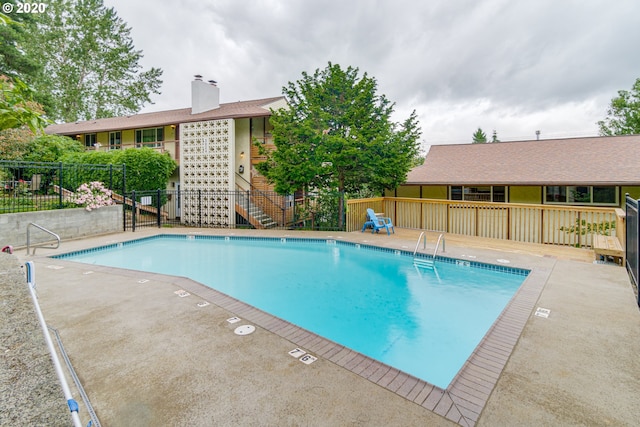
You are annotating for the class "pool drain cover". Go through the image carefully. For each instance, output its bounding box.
[234,325,255,335]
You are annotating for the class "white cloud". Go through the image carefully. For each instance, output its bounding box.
[103,0,640,145]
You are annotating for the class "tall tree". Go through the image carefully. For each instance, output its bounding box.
[0,2,41,83]
[491,129,500,143]
[472,127,487,143]
[598,78,640,136]
[26,0,163,122]
[256,63,421,227]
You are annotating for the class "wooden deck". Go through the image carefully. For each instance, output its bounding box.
[359,227,598,263]
[592,234,625,264]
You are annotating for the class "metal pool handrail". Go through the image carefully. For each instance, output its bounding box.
[433,233,445,259]
[24,261,84,427]
[413,231,426,257]
[27,223,60,255]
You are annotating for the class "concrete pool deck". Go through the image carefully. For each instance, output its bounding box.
[13,228,640,426]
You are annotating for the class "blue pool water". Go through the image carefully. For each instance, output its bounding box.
[56,235,528,388]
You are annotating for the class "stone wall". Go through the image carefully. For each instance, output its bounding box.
[0,205,123,249]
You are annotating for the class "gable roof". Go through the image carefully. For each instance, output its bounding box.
[45,96,286,135]
[407,135,640,186]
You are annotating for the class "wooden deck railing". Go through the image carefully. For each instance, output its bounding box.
[347,197,626,248]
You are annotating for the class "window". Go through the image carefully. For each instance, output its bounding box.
[544,186,617,206]
[109,131,121,150]
[84,133,96,148]
[449,186,507,202]
[135,127,164,147]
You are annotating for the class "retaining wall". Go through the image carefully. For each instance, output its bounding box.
[0,205,123,249]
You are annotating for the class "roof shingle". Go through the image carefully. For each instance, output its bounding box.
[46,96,285,135]
[407,135,640,186]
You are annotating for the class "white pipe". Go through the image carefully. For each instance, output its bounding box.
[25,261,83,427]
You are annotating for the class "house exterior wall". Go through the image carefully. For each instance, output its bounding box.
[235,118,251,190]
[622,186,640,200]
[421,186,448,199]
[395,185,420,198]
[179,118,235,227]
[72,125,178,162]
[122,129,135,146]
[510,186,541,204]
[391,184,640,208]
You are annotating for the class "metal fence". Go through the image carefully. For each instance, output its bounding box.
[625,194,639,307]
[0,160,125,213]
[124,189,345,232]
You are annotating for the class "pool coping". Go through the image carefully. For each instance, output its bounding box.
[50,233,552,426]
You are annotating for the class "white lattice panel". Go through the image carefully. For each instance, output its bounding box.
[179,119,235,227]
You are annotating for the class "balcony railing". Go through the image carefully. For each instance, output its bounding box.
[96,140,180,162]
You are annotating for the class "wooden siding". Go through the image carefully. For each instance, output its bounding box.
[347,197,625,248]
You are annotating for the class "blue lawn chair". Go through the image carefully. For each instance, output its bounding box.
[362,208,395,235]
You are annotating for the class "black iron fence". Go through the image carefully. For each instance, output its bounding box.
[625,194,639,307]
[0,160,125,213]
[125,189,345,232]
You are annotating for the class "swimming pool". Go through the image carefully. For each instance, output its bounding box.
[55,235,528,389]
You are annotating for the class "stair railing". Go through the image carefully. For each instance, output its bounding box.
[235,174,286,226]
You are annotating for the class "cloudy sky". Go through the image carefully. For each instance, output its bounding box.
[104,0,639,149]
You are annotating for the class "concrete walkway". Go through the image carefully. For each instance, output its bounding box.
[15,228,640,426]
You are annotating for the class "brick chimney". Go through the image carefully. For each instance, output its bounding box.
[191,75,220,114]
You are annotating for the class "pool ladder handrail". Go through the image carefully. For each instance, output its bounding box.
[412,231,427,257]
[433,233,445,258]
[27,223,60,255]
[413,232,445,269]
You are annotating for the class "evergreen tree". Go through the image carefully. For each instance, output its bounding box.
[491,129,500,143]
[256,62,421,227]
[472,127,487,143]
[0,2,41,83]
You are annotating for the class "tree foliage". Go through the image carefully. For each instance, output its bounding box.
[0,76,49,134]
[598,78,640,136]
[22,134,84,162]
[472,127,487,143]
[0,127,32,160]
[26,0,163,122]
[62,148,177,193]
[0,2,41,83]
[256,63,422,196]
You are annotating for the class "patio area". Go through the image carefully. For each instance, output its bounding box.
[5,227,640,426]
